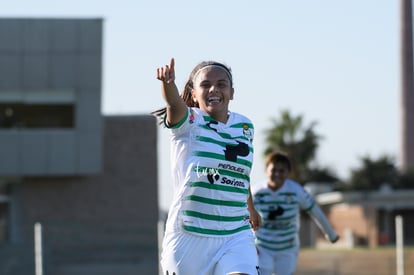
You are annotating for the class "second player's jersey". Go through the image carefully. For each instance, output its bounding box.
[252,179,315,252]
[165,107,255,237]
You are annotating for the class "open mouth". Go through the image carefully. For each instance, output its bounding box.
[208,96,221,104]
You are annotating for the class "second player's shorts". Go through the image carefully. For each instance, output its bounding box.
[257,246,298,275]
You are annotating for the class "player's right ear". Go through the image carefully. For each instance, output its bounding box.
[191,90,197,103]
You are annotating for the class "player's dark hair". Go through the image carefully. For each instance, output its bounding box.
[265,151,292,172]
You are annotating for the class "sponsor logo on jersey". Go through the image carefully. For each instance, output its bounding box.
[220,176,245,188]
[217,163,245,173]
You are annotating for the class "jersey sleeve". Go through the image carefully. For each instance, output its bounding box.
[308,204,339,243]
[295,181,315,211]
[295,181,338,242]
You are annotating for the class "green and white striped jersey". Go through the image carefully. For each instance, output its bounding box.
[252,179,315,252]
[165,107,254,237]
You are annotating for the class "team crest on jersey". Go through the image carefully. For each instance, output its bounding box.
[242,124,252,141]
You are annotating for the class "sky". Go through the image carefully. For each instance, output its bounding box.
[1,0,402,210]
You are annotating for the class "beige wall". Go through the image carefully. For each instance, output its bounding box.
[329,204,378,247]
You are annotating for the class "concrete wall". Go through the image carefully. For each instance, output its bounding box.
[1,115,159,275]
[0,18,103,175]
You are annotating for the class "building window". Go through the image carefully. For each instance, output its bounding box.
[0,103,74,128]
[0,90,75,129]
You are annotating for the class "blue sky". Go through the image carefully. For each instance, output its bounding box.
[2,0,401,210]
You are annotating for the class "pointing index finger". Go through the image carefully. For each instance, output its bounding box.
[169,58,175,71]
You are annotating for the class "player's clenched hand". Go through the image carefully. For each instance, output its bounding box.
[249,208,262,231]
[156,58,175,84]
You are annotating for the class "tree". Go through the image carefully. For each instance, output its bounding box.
[398,169,414,189]
[347,155,398,191]
[263,110,333,183]
[307,167,340,183]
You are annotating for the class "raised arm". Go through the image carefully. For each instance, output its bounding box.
[156,58,187,126]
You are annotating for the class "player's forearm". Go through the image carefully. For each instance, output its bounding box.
[247,187,261,230]
[162,81,180,105]
[308,204,339,243]
[162,81,186,125]
[247,187,255,211]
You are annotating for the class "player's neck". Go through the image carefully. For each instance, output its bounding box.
[268,181,283,191]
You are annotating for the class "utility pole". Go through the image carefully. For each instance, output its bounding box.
[401,0,414,173]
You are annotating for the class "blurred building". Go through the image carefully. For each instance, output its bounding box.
[306,187,414,248]
[298,181,414,249]
[0,18,159,275]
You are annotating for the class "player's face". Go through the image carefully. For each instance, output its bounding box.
[191,67,234,123]
[266,162,289,186]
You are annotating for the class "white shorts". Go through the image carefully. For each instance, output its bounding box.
[257,246,298,275]
[161,230,259,275]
